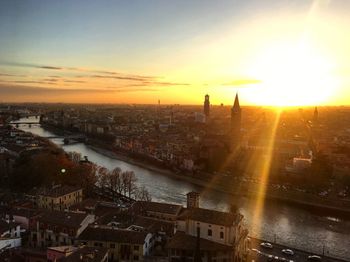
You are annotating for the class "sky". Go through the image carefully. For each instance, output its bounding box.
[0,0,350,106]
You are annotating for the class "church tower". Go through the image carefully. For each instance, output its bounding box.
[313,106,318,124]
[230,93,241,151]
[204,94,210,117]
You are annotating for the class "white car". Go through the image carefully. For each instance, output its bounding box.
[308,255,322,261]
[282,249,294,256]
[260,242,273,249]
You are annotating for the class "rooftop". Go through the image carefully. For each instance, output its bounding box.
[178,207,242,226]
[132,201,182,216]
[78,226,148,244]
[38,185,82,198]
[38,210,89,229]
[167,231,232,251]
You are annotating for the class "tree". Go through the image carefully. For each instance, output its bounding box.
[67,151,82,164]
[97,166,109,188]
[135,185,152,202]
[121,171,137,198]
[108,167,122,198]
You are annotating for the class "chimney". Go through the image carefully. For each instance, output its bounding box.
[186,192,199,209]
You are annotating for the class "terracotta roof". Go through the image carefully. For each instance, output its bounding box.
[38,210,89,229]
[11,207,41,219]
[61,246,109,262]
[78,226,147,245]
[38,185,82,198]
[70,198,99,212]
[178,208,240,226]
[132,201,182,216]
[167,231,232,251]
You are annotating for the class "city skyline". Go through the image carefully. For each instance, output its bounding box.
[1,0,350,106]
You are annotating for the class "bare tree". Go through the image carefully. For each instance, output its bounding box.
[135,185,152,202]
[121,171,137,198]
[97,166,109,188]
[68,151,82,164]
[108,167,121,198]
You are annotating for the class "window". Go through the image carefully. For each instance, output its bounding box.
[110,243,115,248]
[134,245,139,251]
[134,255,139,260]
[208,229,212,237]
[220,232,224,239]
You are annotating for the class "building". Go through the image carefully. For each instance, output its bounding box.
[47,246,109,262]
[0,219,22,250]
[204,94,210,117]
[131,201,183,222]
[36,185,83,211]
[77,226,153,261]
[195,112,206,123]
[29,210,94,248]
[168,193,248,262]
[187,192,199,209]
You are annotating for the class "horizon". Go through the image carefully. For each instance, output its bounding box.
[1,0,350,106]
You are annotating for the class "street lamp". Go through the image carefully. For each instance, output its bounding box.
[60,168,66,174]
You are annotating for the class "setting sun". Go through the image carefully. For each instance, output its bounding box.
[243,40,338,106]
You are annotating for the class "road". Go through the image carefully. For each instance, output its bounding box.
[248,238,348,262]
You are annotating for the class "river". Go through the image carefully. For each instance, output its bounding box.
[14,117,350,260]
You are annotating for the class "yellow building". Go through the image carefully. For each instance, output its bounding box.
[37,185,83,211]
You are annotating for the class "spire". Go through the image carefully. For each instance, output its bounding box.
[233,93,240,110]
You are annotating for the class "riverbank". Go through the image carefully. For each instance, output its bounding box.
[22,121,350,216]
[86,142,350,217]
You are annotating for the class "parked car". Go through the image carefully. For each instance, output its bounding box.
[260,242,273,249]
[308,255,322,261]
[282,249,294,256]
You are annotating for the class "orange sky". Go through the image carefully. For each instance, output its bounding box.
[1,0,350,106]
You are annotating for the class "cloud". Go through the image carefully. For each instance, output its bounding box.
[1,61,156,80]
[63,80,86,83]
[91,74,153,82]
[0,73,15,77]
[0,61,190,88]
[222,79,262,86]
[39,66,62,70]
[0,72,27,77]
[0,83,157,96]
[142,81,190,86]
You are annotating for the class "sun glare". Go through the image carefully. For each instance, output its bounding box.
[244,40,338,107]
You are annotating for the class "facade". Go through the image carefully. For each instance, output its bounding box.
[36,185,83,211]
[29,210,94,248]
[0,219,22,250]
[168,193,248,262]
[47,246,109,262]
[78,226,153,261]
